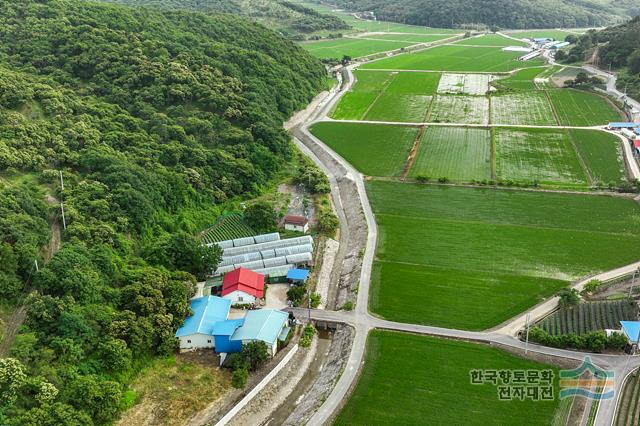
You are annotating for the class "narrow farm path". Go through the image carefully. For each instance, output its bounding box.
[401,125,425,180]
[287,36,640,426]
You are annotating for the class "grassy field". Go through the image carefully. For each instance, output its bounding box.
[495,128,587,185]
[429,95,489,124]
[547,89,624,126]
[367,181,640,329]
[538,300,637,335]
[409,127,492,181]
[335,331,561,425]
[569,130,626,184]
[491,91,557,125]
[494,67,548,90]
[361,44,544,72]
[301,37,414,59]
[310,122,417,176]
[118,353,231,426]
[454,34,529,47]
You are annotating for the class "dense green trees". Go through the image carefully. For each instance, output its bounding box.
[100,0,349,34]
[566,17,640,99]
[244,201,278,233]
[0,0,327,423]
[320,0,627,29]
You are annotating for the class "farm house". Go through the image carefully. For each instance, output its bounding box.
[175,296,231,351]
[221,267,265,304]
[229,309,290,356]
[284,214,309,233]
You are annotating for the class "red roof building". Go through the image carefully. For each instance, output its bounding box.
[634,140,640,148]
[221,267,265,299]
[284,215,308,226]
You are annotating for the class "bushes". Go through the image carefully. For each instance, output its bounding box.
[226,341,270,389]
[582,279,602,295]
[557,288,580,307]
[340,301,354,311]
[527,327,628,353]
[232,367,248,389]
[287,284,307,307]
[300,324,316,348]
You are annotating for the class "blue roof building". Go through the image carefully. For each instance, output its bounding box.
[212,319,245,353]
[608,122,640,129]
[287,268,310,283]
[175,296,231,350]
[620,321,640,343]
[231,309,290,356]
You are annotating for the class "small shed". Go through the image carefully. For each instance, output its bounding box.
[284,215,309,233]
[287,268,310,284]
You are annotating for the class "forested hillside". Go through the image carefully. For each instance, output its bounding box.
[317,0,628,29]
[100,0,350,35]
[566,17,640,100]
[0,0,326,424]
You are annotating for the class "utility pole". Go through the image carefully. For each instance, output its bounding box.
[60,202,66,230]
[59,170,66,230]
[525,313,531,355]
[34,259,39,272]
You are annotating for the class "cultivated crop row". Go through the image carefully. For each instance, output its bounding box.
[538,300,637,336]
[201,213,255,244]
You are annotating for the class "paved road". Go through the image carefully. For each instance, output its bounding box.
[288,42,640,426]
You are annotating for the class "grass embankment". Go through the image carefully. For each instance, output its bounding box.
[335,331,561,425]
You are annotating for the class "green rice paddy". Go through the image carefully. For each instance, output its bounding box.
[331,70,440,122]
[454,34,529,47]
[409,127,492,181]
[494,67,547,90]
[547,89,624,126]
[361,45,545,72]
[301,38,416,59]
[309,122,417,176]
[335,331,561,425]
[569,129,626,184]
[495,128,586,185]
[367,180,640,329]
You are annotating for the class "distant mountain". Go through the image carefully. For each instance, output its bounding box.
[316,0,632,29]
[99,0,350,34]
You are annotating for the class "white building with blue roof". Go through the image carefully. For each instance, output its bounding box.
[230,309,290,356]
[175,296,231,350]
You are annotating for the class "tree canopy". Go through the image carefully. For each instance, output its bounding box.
[0,0,327,423]
[319,0,630,29]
